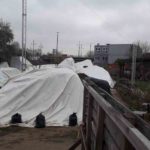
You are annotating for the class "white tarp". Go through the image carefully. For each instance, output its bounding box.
[59,58,115,88]
[40,64,56,69]
[0,68,21,78]
[0,71,9,88]
[0,68,21,88]
[0,68,83,127]
[76,63,115,88]
[58,57,76,72]
[75,59,93,72]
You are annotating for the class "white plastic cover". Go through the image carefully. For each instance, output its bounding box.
[75,59,93,72]
[0,71,9,88]
[58,57,76,72]
[76,65,115,88]
[0,68,83,127]
[59,58,115,88]
[0,68,21,78]
[0,68,21,88]
[40,64,56,69]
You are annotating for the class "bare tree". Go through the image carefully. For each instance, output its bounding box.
[85,50,94,58]
[134,41,150,53]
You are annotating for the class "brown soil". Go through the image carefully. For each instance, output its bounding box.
[0,126,81,150]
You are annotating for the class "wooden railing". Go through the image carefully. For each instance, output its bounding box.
[69,78,150,150]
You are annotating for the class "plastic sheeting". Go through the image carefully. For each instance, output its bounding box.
[0,68,83,127]
[0,68,21,78]
[58,57,76,72]
[76,64,115,88]
[0,68,21,88]
[0,71,9,88]
[75,59,93,72]
[59,58,115,88]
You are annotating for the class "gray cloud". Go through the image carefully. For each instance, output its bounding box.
[0,0,150,55]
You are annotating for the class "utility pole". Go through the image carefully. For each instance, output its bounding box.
[56,32,59,55]
[80,44,82,57]
[22,0,27,71]
[90,44,92,51]
[32,40,36,60]
[90,43,92,57]
[131,45,137,85]
[78,41,81,57]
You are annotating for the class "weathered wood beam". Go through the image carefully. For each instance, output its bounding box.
[83,81,150,150]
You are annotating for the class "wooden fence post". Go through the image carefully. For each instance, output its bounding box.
[86,94,93,150]
[95,106,105,150]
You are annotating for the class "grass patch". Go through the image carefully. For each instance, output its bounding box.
[135,81,150,92]
[117,87,142,110]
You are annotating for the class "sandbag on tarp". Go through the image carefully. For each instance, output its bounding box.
[89,77,111,94]
[0,68,83,127]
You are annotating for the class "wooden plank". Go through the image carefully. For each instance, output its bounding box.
[95,106,105,150]
[105,115,134,150]
[92,99,98,111]
[83,81,150,150]
[83,87,88,124]
[84,78,150,140]
[68,139,81,150]
[124,139,135,150]
[86,94,93,150]
[104,128,119,150]
[91,121,96,137]
[90,130,95,150]
[80,127,88,150]
[92,106,98,127]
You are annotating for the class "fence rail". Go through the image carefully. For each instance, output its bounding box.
[69,78,150,150]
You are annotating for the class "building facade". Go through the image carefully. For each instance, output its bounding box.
[94,43,142,66]
[94,43,108,66]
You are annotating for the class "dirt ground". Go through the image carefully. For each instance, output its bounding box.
[0,126,81,150]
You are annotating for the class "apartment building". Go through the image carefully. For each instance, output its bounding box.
[94,43,142,66]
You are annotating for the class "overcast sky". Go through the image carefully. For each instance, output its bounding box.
[0,0,150,55]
